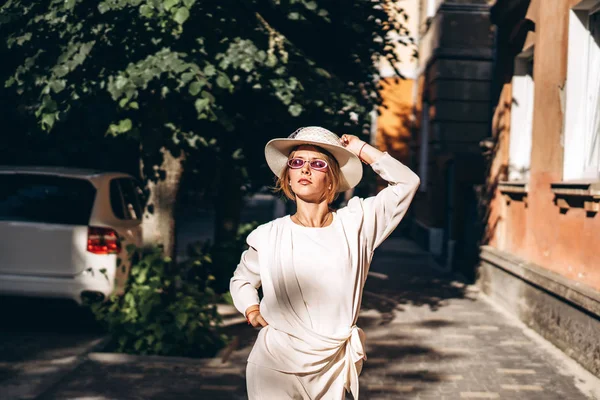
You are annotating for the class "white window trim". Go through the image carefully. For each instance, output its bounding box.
[563,2,600,180]
[426,0,437,18]
[508,50,534,181]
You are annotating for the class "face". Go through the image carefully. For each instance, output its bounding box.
[288,145,331,203]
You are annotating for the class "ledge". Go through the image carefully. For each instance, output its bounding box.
[550,180,600,213]
[498,180,528,204]
[440,2,491,14]
[480,245,600,317]
[498,180,528,194]
[550,180,600,196]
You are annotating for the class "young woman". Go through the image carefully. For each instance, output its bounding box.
[230,126,420,399]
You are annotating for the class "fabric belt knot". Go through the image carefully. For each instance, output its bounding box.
[344,325,366,399]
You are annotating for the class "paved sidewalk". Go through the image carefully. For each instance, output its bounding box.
[33,237,600,400]
[356,238,600,400]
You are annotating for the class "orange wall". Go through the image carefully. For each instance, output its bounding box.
[488,0,600,291]
[375,78,414,165]
[486,83,511,248]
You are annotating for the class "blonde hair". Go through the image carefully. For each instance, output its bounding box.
[273,145,342,204]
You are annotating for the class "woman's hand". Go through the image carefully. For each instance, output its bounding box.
[340,134,383,165]
[339,134,365,155]
[245,305,268,327]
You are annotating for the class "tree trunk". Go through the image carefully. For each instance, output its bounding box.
[142,147,185,259]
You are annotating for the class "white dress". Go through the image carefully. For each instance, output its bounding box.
[230,152,420,399]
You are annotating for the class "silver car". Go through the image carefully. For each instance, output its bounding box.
[0,167,144,304]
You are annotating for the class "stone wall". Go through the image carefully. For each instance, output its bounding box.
[478,246,600,377]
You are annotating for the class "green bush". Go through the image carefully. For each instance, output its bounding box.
[90,244,226,358]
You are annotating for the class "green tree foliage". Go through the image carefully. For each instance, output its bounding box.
[1,0,408,130]
[0,0,410,258]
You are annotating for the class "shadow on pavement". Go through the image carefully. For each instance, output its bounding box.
[36,360,246,400]
[361,237,472,320]
[353,236,473,398]
[0,295,105,375]
[0,296,103,334]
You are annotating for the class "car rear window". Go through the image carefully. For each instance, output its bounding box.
[0,173,96,225]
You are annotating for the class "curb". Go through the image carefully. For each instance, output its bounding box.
[31,336,110,400]
[0,336,110,400]
[217,303,247,328]
[82,306,251,371]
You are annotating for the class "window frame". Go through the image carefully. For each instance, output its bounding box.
[109,178,143,221]
[426,0,437,18]
[508,49,534,182]
[563,2,600,180]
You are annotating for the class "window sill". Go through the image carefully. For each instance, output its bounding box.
[550,180,600,214]
[498,180,528,205]
[498,180,529,194]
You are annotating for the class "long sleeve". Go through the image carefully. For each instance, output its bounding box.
[230,230,262,315]
[349,152,420,254]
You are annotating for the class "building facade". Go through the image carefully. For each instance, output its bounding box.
[479,0,600,377]
[410,0,494,277]
[374,0,420,169]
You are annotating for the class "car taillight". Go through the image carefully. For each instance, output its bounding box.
[87,227,121,255]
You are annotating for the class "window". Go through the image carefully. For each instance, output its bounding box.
[426,0,437,18]
[508,51,534,181]
[0,174,96,226]
[110,178,143,220]
[109,180,125,219]
[563,4,600,180]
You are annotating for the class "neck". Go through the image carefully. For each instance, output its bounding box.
[294,200,331,227]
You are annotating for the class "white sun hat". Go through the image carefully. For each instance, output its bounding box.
[264,126,363,192]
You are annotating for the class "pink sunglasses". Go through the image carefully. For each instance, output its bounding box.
[287,158,328,171]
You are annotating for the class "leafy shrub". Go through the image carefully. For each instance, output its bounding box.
[89,221,260,357]
[90,244,226,358]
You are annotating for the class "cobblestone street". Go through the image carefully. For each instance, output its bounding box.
[28,235,600,400]
[355,239,600,399]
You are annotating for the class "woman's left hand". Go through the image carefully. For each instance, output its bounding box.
[340,134,365,156]
[341,133,383,165]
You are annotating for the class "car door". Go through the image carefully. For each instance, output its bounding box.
[108,177,144,294]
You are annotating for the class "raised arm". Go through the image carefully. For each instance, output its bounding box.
[340,135,420,253]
